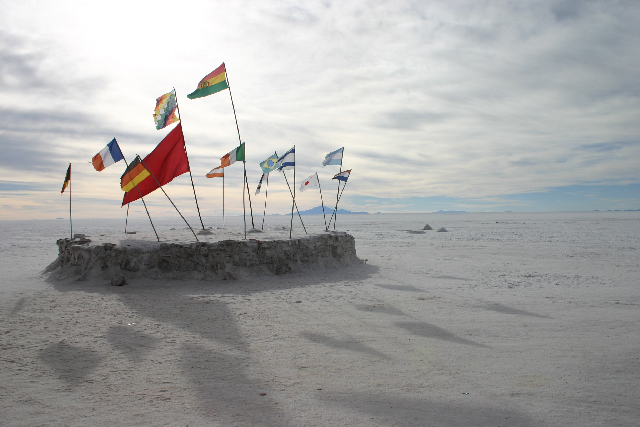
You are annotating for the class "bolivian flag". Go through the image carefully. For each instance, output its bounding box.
[121,156,150,193]
[187,63,229,99]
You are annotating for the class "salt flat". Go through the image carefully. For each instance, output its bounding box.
[0,212,638,426]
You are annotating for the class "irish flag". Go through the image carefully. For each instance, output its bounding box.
[220,143,245,167]
[187,63,229,99]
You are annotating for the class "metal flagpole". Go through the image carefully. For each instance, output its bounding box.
[138,157,199,242]
[226,69,256,236]
[318,175,328,230]
[244,166,255,229]
[243,159,247,239]
[289,146,295,239]
[122,155,159,242]
[125,204,129,233]
[261,173,269,230]
[222,172,225,229]
[334,147,344,230]
[173,88,205,230]
[328,179,349,229]
[69,163,72,239]
[281,171,307,233]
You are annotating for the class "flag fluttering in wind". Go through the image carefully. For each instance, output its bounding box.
[61,164,71,193]
[92,138,124,171]
[277,147,295,170]
[122,123,190,206]
[322,147,343,167]
[121,156,150,193]
[333,170,351,182]
[221,143,245,167]
[300,172,320,192]
[153,89,180,130]
[187,63,229,100]
[206,165,224,178]
[255,173,265,195]
[259,153,280,174]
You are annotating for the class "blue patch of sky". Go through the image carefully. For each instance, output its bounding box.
[346,184,640,213]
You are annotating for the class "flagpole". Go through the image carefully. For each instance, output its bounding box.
[335,148,343,230]
[69,163,72,239]
[318,175,328,230]
[122,155,159,242]
[328,179,349,229]
[261,173,269,230]
[243,158,247,240]
[244,165,255,229]
[222,172,225,229]
[173,88,205,230]
[290,145,295,239]
[281,171,307,234]
[138,157,199,242]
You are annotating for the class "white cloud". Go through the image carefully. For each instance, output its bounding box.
[0,0,638,219]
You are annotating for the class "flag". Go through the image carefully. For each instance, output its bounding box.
[221,143,245,167]
[92,138,124,171]
[122,123,190,206]
[259,153,280,174]
[206,165,224,178]
[121,156,150,192]
[277,147,295,170]
[61,164,70,193]
[332,169,351,182]
[255,173,265,195]
[153,89,180,130]
[187,63,229,100]
[300,172,320,192]
[322,147,343,167]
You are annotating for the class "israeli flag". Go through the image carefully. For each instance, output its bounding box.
[277,147,295,171]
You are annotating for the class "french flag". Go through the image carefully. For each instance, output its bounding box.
[92,139,124,171]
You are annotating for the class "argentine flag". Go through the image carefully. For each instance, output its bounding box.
[322,147,343,167]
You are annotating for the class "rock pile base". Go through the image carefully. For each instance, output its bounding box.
[46,233,362,281]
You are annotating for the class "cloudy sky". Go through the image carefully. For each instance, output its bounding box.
[1,0,638,220]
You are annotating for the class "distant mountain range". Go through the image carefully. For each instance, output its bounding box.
[275,206,369,215]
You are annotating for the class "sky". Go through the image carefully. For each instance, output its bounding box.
[1,0,639,220]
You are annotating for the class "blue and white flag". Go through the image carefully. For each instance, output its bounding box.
[332,169,351,182]
[255,173,265,195]
[322,147,343,167]
[277,147,295,171]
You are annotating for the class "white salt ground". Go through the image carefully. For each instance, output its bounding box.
[0,212,638,426]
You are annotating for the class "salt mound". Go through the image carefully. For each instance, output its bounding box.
[437,227,448,232]
[46,233,363,281]
[423,224,433,230]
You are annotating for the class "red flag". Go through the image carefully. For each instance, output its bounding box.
[122,123,190,206]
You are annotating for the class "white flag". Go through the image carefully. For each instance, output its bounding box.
[300,172,320,192]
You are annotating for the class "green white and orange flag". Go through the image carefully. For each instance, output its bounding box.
[187,63,229,100]
[206,165,224,178]
[220,142,245,167]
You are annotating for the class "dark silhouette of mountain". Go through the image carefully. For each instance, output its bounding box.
[278,206,369,215]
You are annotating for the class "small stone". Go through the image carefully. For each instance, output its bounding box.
[437,227,448,232]
[110,274,127,286]
[423,224,433,230]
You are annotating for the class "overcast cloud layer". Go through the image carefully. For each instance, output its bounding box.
[1,0,638,220]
